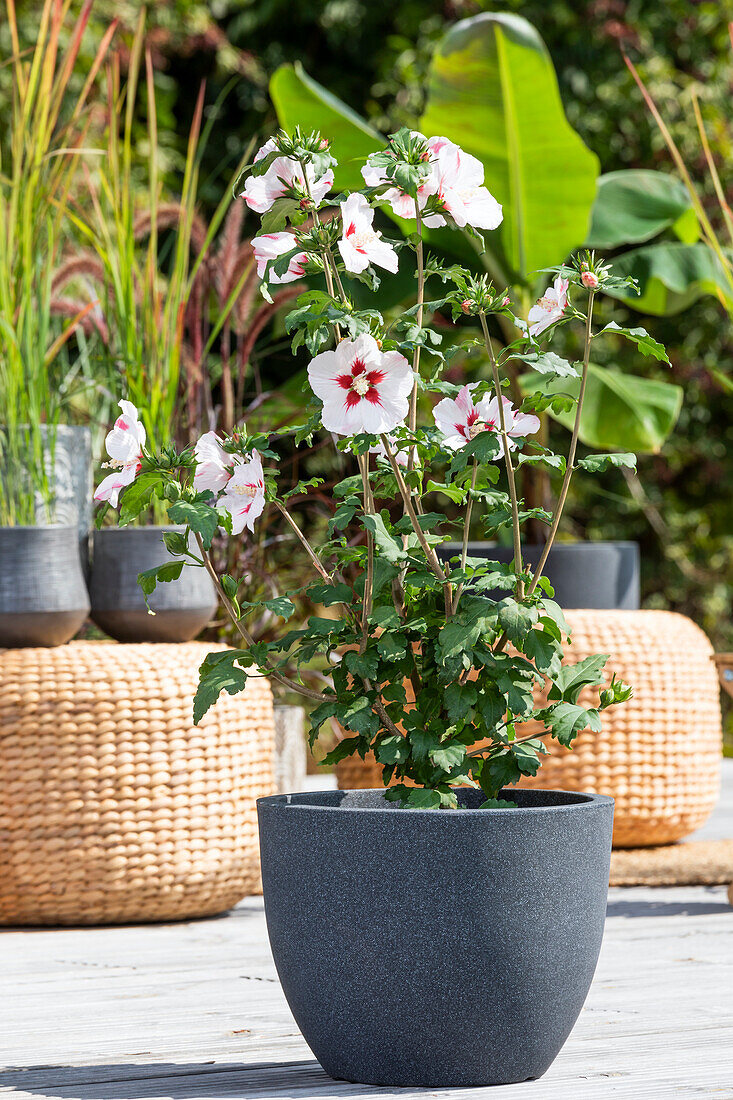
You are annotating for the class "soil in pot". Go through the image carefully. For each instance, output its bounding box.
[0,525,90,646]
[257,786,614,1088]
[438,540,639,610]
[89,526,217,643]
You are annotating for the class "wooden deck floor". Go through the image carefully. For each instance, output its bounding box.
[2,763,732,1100]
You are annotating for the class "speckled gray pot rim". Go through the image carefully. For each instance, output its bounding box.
[0,524,80,531]
[258,789,614,816]
[93,524,185,533]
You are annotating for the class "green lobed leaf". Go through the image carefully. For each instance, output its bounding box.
[321,736,363,766]
[545,701,601,746]
[362,513,407,563]
[193,653,248,725]
[598,322,671,365]
[512,351,579,378]
[168,499,220,549]
[578,453,637,473]
[549,653,609,704]
[118,471,162,526]
[137,559,184,603]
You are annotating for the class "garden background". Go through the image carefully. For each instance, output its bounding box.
[2,0,731,744]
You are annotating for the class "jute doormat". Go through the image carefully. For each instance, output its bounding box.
[610,838,733,887]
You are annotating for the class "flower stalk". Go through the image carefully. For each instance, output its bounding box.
[479,310,524,599]
[527,290,595,597]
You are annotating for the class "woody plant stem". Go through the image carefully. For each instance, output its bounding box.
[479,310,524,599]
[526,291,595,596]
[194,532,329,704]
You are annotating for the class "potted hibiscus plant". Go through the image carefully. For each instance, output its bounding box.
[96,128,669,1088]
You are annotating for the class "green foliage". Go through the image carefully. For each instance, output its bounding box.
[270,64,384,192]
[608,242,733,317]
[419,13,599,283]
[521,364,683,454]
[587,170,698,250]
[0,0,113,524]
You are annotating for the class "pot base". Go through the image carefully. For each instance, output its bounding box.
[90,607,215,644]
[0,609,88,648]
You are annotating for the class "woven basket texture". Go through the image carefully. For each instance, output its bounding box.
[0,641,275,926]
[335,611,722,848]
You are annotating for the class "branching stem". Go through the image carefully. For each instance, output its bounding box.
[273,499,331,583]
[452,459,478,614]
[194,532,329,704]
[526,291,595,597]
[358,451,374,652]
[479,309,524,600]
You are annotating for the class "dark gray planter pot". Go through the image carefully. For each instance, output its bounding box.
[257,787,614,1088]
[438,540,640,610]
[89,526,217,643]
[37,425,93,545]
[0,526,90,647]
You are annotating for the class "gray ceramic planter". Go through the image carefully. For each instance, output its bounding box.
[0,526,90,647]
[438,540,640,610]
[258,787,614,1088]
[89,526,217,643]
[38,425,93,544]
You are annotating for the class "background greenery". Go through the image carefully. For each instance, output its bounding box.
[3,1,731,734]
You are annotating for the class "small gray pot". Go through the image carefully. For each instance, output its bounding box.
[438,540,640,609]
[258,787,614,1088]
[0,526,90,647]
[89,526,218,643]
[37,425,93,544]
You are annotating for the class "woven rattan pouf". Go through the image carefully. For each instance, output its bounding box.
[0,641,275,925]
[335,610,722,848]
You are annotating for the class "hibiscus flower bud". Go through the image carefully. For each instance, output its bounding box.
[319,138,329,150]
[376,338,383,349]
[501,295,511,307]
[299,197,311,210]
[461,299,472,314]
[581,270,600,290]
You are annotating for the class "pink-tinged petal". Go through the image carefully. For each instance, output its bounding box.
[510,411,541,438]
[306,348,341,402]
[338,193,399,274]
[254,138,278,162]
[461,187,503,230]
[349,332,383,371]
[454,384,477,417]
[338,235,369,274]
[94,464,137,509]
[366,236,399,273]
[219,452,266,535]
[477,394,513,428]
[194,431,232,495]
[433,396,466,448]
[362,163,386,188]
[308,169,334,205]
[105,400,145,465]
[242,173,279,213]
[373,350,414,400]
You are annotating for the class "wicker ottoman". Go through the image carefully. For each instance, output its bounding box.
[0,641,275,925]
[335,610,722,848]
